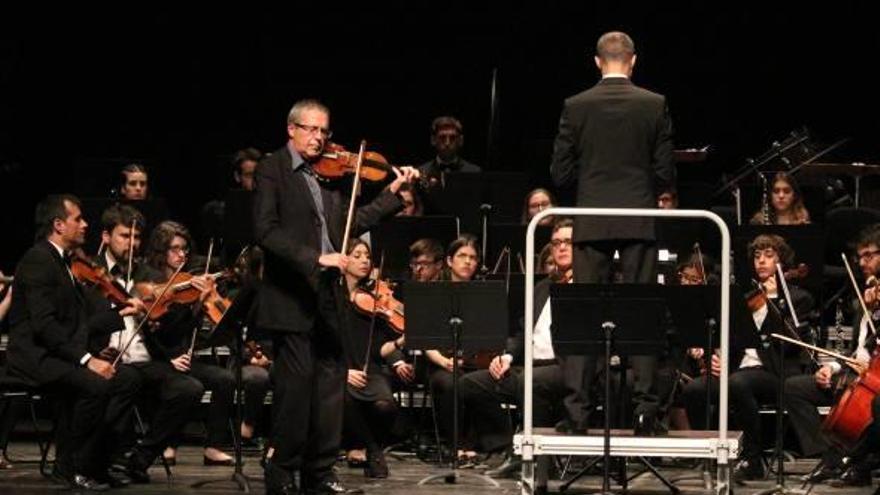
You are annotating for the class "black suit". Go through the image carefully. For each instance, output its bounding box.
[550,77,674,283]
[6,240,142,478]
[254,145,400,486]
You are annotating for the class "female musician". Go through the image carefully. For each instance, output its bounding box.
[521,188,557,226]
[750,172,811,225]
[338,239,403,478]
[786,224,880,486]
[681,234,814,482]
[138,221,237,466]
[396,182,423,217]
[424,234,483,463]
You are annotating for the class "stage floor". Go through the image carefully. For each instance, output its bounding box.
[0,442,874,494]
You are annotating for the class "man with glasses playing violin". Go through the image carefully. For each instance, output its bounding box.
[786,224,880,488]
[6,194,147,491]
[254,98,420,495]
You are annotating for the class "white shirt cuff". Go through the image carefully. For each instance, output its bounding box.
[80,353,92,366]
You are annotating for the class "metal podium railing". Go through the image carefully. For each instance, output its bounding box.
[517,207,733,495]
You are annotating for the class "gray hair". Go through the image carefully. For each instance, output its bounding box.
[596,31,635,62]
[287,99,330,125]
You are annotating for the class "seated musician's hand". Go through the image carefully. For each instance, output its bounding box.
[318,253,349,271]
[865,287,879,308]
[118,297,147,317]
[762,276,777,296]
[814,365,833,389]
[687,348,704,360]
[87,357,116,380]
[388,166,421,194]
[348,369,368,389]
[854,359,869,375]
[170,353,191,373]
[489,355,511,381]
[442,357,462,373]
[98,346,121,362]
[393,362,415,383]
[250,354,271,368]
[710,353,722,378]
[190,275,216,302]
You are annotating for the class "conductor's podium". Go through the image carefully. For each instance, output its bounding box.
[514,428,742,459]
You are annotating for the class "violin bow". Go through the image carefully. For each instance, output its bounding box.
[113,261,187,368]
[340,140,367,262]
[774,262,822,367]
[125,219,136,290]
[694,242,707,285]
[361,251,386,374]
[186,238,216,356]
[843,252,878,336]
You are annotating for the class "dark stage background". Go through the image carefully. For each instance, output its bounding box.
[1,5,878,269]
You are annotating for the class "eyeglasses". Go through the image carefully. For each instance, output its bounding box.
[857,249,880,262]
[168,245,190,255]
[293,122,333,139]
[550,238,573,248]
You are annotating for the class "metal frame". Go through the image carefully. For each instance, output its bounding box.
[517,207,733,495]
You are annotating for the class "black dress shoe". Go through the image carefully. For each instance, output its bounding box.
[364,450,388,478]
[69,474,111,492]
[121,448,153,484]
[264,460,298,495]
[94,470,132,488]
[633,413,667,437]
[304,480,365,494]
[829,465,872,487]
[485,454,522,478]
[733,457,766,484]
[800,464,841,484]
[554,419,588,434]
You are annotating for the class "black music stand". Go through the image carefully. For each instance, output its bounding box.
[485,224,552,274]
[370,216,459,280]
[550,284,674,495]
[223,189,255,265]
[191,285,259,492]
[406,281,508,487]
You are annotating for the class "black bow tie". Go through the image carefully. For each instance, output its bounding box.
[109,264,123,278]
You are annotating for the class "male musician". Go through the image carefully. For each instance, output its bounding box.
[408,238,444,282]
[786,224,880,486]
[418,116,481,179]
[90,206,205,483]
[459,218,571,478]
[549,31,675,436]
[253,98,419,495]
[681,234,813,482]
[6,194,144,490]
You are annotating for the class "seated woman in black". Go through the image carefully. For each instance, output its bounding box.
[339,239,403,478]
[138,220,237,466]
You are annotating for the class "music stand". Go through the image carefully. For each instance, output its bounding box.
[223,189,255,265]
[191,284,259,492]
[550,284,674,495]
[370,216,459,279]
[406,281,508,487]
[485,224,552,274]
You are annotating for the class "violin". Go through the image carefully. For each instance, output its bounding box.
[70,257,132,306]
[313,142,398,183]
[202,286,232,327]
[134,271,229,322]
[351,278,405,334]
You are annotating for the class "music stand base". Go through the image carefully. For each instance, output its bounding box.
[417,469,500,487]
[191,471,255,492]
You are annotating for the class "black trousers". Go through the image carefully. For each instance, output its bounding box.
[187,361,235,448]
[239,364,271,428]
[784,374,834,457]
[460,363,565,453]
[270,331,345,484]
[126,361,203,463]
[342,372,396,453]
[428,367,477,450]
[562,240,659,429]
[50,364,141,477]
[681,367,778,460]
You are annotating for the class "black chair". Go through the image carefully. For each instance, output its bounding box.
[0,367,54,478]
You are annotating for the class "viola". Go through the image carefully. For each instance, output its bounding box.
[202,286,232,327]
[134,271,229,321]
[70,257,132,306]
[351,278,405,334]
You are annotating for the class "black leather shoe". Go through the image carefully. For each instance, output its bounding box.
[800,464,841,484]
[485,454,522,479]
[554,418,588,435]
[264,460,298,495]
[94,470,132,488]
[829,465,872,487]
[633,413,667,437]
[121,448,152,484]
[69,474,111,492]
[733,457,766,484]
[364,450,388,478]
[304,480,365,494]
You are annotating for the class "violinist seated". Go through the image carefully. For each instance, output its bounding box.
[423,235,491,463]
[134,220,238,468]
[4,194,149,490]
[80,207,205,483]
[337,240,409,478]
[680,233,814,484]
[787,224,880,487]
[749,172,811,225]
[458,218,572,478]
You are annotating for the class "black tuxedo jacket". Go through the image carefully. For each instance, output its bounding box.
[7,240,122,384]
[550,77,674,242]
[253,145,401,334]
[506,276,553,366]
